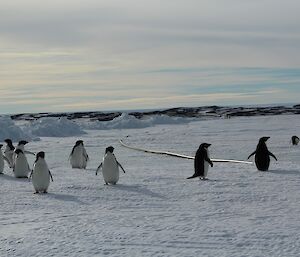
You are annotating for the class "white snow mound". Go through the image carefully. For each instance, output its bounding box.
[0,116,34,142]
[25,117,86,137]
[81,113,194,130]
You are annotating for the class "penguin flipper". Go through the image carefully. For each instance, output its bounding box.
[96,163,102,175]
[269,151,277,161]
[48,170,54,182]
[247,151,256,160]
[28,170,33,181]
[205,156,213,167]
[83,149,89,161]
[117,161,126,173]
[24,150,35,156]
[204,150,213,165]
[3,155,10,165]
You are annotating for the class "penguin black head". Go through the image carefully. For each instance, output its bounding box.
[199,143,211,149]
[35,151,45,162]
[259,137,270,143]
[18,140,28,145]
[71,140,84,155]
[105,146,114,153]
[14,149,24,155]
[75,140,83,146]
[37,151,45,159]
[4,139,12,144]
[4,139,14,150]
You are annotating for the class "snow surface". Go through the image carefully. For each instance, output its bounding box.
[1,114,300,257]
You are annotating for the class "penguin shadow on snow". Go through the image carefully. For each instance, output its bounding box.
[185,177,220,183]
[267,169,300,175]
[0,173,29,182]
[110,184,166,199]
[40,192,87,205]
[84,168,97,172]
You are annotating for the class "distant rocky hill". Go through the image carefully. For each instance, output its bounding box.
[10,104,300,121]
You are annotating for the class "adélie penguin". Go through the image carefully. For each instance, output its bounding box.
[96,146,126,185]
[187,143,213,180]
[247,137,277,171]
[4,139,15,168]
[69,140,89,169]
[29,152,53,194]
[291,135,299,145]
[13,149,31,178]
[13,140,35,166]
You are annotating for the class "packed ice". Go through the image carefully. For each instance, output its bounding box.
[0,114,300,256]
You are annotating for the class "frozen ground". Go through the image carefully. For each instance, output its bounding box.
[0,114,300,257]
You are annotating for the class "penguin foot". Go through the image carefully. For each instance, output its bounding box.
[34,191,39,194]
[43,191,48,194]
[187,175,197,179]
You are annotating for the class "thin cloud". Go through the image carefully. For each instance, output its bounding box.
[0,0,300,113]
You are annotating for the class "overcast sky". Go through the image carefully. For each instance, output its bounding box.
[1,0,300,114]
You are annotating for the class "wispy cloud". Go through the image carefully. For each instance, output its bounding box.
[0,0,300,114]
[54,89,289,110]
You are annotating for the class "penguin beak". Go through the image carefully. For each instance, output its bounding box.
[260,136,270,142]
[202,144,211,149]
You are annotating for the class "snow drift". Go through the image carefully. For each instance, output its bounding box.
[0,114,195,140]
[0,116,34,142]
[80,113,195,130]
[24,117,86,137]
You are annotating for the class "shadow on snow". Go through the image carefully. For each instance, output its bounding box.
[111,184,166,199]
[268,169,300,175]
[0,173,29,182]
[45,192,87,205]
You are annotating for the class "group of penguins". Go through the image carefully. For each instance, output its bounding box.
[0,135,299,193]
[188,135,299,180]
[0,139,125,194]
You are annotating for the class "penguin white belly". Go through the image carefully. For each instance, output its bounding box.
[102,156,119,184]
[14,157,30,178]
[0,155,4,173]
[13,145,24,163]
[32,162,50,192]
[203,151,210,178]
[4,149,14,168]
[70,147,87,169]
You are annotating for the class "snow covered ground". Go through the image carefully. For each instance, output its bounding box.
[1,114,300,257]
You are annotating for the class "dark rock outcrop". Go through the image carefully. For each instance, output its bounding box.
[9,104,300,122]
